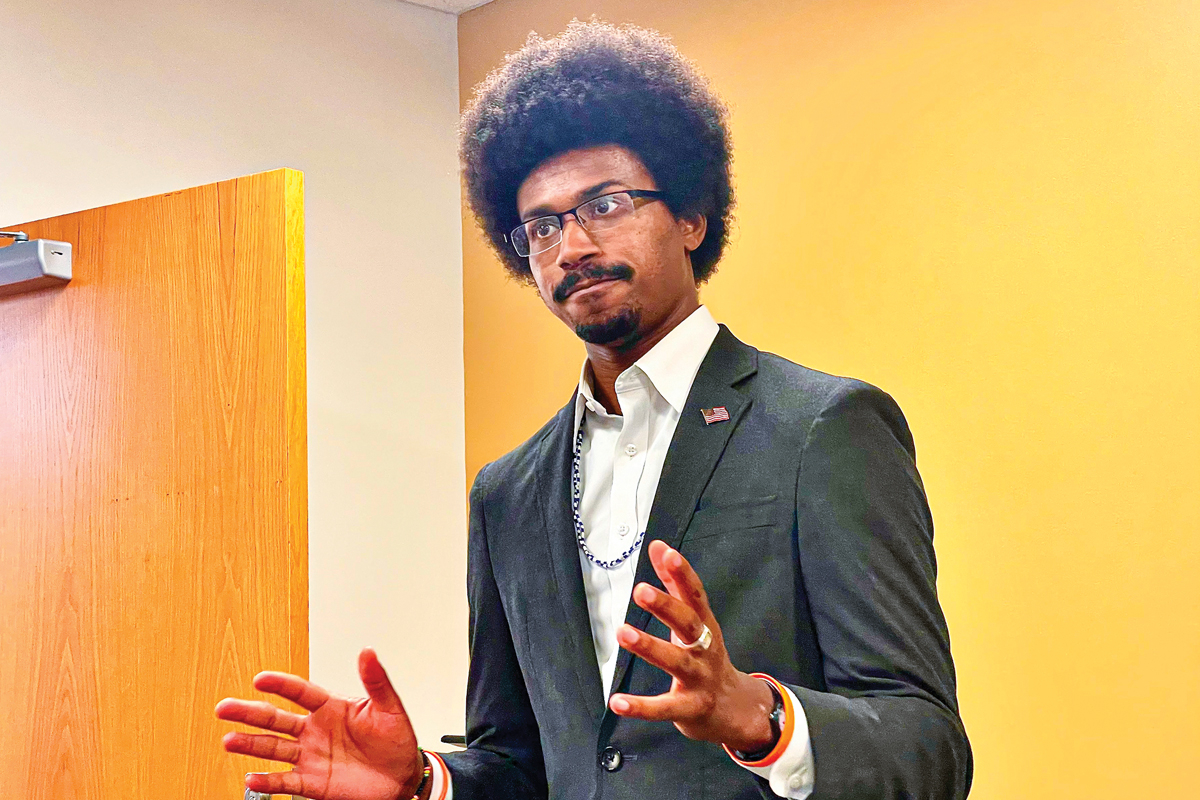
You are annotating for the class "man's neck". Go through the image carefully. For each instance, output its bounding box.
[584,300,700,415]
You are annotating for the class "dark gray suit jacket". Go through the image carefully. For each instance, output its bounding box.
[443,327,972,799]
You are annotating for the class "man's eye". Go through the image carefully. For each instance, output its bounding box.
[592,198,616,216]
[531,220,558,240]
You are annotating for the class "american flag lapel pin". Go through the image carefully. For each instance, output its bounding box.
[701,406,730,425]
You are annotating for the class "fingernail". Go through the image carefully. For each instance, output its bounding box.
[611,697,630,713]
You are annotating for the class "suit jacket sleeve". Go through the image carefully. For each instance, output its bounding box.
[441,464,547,800]
[786,382,972,799]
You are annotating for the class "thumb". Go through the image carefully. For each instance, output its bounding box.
[358,647,405,715]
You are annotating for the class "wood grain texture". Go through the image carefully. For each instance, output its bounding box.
[0,169,308,799]
[0,274,70,299]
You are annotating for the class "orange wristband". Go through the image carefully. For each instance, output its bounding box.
[723,673,795,768]
[424,750,450,800]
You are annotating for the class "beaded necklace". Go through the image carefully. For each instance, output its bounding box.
[572,427,646,569]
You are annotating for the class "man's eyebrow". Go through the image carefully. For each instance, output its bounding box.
[520,180,624,221]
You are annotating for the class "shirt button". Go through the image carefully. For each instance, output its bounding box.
[617,524,630,536]
[624,444,638,456]
[599,746,623,772]
[789,774,804,790]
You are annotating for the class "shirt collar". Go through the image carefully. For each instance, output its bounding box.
[574,305,720,430]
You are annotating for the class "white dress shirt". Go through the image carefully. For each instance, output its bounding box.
[435,305,814,799]
[570,306,720,699]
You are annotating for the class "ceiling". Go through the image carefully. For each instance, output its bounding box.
[404,0,495,13]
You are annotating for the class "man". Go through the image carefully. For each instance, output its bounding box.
[217,21,972,800]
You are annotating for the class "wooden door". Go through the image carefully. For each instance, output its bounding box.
[0,169,308,799]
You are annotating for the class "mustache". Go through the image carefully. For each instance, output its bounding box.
[552,264,634,304]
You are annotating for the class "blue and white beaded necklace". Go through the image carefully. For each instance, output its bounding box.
[572,426,646,569]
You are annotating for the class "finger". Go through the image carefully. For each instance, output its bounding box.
[215,698,306,737]
[608,689,705,722]
[358,647,405,715]
[615,624,705,682]
[253,671,331,713]
[629,585,708,649]
[631,582,705,643]
[222,731,302,764]
[648,542,711,619]
[245,769,309,797]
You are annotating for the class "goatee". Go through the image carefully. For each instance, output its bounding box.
[575,307,641,348]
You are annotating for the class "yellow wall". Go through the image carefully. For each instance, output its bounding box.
[458,2,1200,798]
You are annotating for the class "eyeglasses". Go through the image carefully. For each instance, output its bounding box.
[507,190,666,258]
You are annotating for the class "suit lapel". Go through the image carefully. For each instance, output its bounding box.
[536,398,607,719]
[607,326,759,697]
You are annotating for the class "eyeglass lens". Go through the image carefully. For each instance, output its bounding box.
[512,192,638,257]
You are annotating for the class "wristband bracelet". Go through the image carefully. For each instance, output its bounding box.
[723,673,796,768]
[409,749,432,800]
[733,679,784,762]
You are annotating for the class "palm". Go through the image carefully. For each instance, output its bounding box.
[217,648,423,800]
[291,693,416,800]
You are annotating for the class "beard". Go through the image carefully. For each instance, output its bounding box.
[553,263,642,347]
[574,306,642,347]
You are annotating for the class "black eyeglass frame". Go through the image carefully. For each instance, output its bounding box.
[505,189,667,258]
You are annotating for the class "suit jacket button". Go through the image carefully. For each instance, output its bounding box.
[599,746,623,772]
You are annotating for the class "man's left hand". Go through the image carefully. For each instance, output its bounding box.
[609,540,778,754]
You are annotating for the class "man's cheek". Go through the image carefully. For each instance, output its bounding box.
[537,282,564,316]
[529,270,552,303]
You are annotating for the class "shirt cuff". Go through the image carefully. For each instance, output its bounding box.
[723,675,815,799]
[425,750,452,800]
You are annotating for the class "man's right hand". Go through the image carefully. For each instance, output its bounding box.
[216,647,425,800]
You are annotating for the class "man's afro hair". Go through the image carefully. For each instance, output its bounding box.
[459,20,734,284]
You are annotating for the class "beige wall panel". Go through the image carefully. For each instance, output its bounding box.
[0,0,468,745]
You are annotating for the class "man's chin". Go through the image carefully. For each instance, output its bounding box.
[573,308,641,347]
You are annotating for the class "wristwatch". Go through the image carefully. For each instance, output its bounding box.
[733,679,786,762]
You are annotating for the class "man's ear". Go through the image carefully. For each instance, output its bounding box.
[678,214,707,253]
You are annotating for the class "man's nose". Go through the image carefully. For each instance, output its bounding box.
[555,214,600,269]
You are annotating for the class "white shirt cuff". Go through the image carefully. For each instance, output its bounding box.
[425,750,452,800]
[728,682,815,799]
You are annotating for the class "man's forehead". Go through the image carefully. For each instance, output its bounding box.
[516,145,655,217]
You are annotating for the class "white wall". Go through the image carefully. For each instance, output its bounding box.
[0,0,468,746]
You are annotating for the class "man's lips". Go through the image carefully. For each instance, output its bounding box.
[564,276,619,299]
